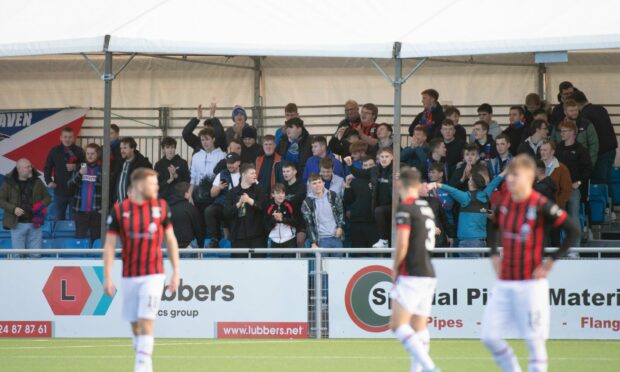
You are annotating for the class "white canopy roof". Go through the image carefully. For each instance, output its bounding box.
[2,0,620,58]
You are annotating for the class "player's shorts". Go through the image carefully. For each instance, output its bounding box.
[121,274,165,323]
[481,279,550,340]
[390,275,437,317]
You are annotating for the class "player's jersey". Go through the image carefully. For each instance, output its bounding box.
[493,190,567,281]
[107,198,173,277]
[395,197,436,278]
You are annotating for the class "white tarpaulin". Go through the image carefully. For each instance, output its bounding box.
[2,0,620,58]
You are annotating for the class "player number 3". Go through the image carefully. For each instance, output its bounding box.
[424,218,436,252]
[419,206,436,252]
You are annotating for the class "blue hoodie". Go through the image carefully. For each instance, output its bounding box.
[302,151,344,182]
[439,175,504,240]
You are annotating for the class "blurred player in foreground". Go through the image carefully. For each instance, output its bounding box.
[481,155,578,372]
[103,168,181,372]
[391,167,441,372]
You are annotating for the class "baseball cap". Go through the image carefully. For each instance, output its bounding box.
[225,152,241,163]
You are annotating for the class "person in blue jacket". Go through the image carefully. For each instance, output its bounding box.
[400,125,429,174]
[302,136,344,182]
[427,165,507,255]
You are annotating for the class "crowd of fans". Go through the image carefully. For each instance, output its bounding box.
[0,81,617,255]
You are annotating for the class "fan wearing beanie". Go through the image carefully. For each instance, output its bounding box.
[226,105,250,144]
[240,125,263,164]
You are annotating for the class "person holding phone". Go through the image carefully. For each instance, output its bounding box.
[204,153,241,248]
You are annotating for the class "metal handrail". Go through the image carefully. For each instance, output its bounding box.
[3,247,620,255]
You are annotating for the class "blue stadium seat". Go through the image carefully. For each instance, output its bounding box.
[0,239,11,249]
[0,239,12,259]
[611,167,620,206]
[53,220,76,238]
[0,224,11,239]
[55,238,90,258]
[46,191,56,220]
[42,239,55,249]
[56,238,90,249]
[203,239,231,258]
[92,239,102,248]
[42,221,54,238]
[589,184,609,225]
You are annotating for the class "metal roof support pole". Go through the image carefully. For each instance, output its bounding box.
[370,44,427,251]
[391,43,403,249]
[252,57,264,136]
[538,63,547,100]
[100,37,114,241]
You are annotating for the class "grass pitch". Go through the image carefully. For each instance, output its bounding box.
[0,338,618,371]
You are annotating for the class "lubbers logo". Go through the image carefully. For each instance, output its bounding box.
[42,266,115,316]
[344,265,393,332]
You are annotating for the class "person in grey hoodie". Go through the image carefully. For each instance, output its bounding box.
[301,173,345,253]
[472,103,502,143]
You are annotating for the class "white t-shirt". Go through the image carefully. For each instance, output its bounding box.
[213,172,241,189]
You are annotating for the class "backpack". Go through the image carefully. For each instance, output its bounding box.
[192,176,214,205]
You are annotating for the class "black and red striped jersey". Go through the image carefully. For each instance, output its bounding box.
[492,190,567,281]
[107,198,172,277]
[395,197,436,278]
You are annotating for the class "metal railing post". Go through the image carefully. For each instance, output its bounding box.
[159,106,171,138]
[314,250,322,339]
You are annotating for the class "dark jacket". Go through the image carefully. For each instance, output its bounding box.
[241,143,263,165]
[474,135,498,161]
[256,153,283,195]
[343,176,374,223]
[224,183,268,241]
[533,177,558,202]
[68,163,102,212]
[154,155,190,202]
[502,124,526,156]
[349,163,393,211]
[110,139,122,166]
[301,190,345,244]
[422,196,453,247]
[284,179,307,230]
[555,141,592,200]
[428,124,467,144]
[444,138,465,175]
[0,168,51,229]
[212,169,239,206]
[111,150,153,202]
[212,158,229,178]
[328,117,362,157]
[265,199,296,232]
[408,102,445,137]
[550,103,565,128]
[276,127,313,175]
[580,103,618,154]
[169,194,204,248]
[400,145,428,173]
[448,159,487,191]
[516,138,542,160]
[551,117,599,165]
[44,143,86,197]
[183,117,227,153]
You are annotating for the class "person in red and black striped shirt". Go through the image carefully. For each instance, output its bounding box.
[103,168,180,372]
[481,155,578,372]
